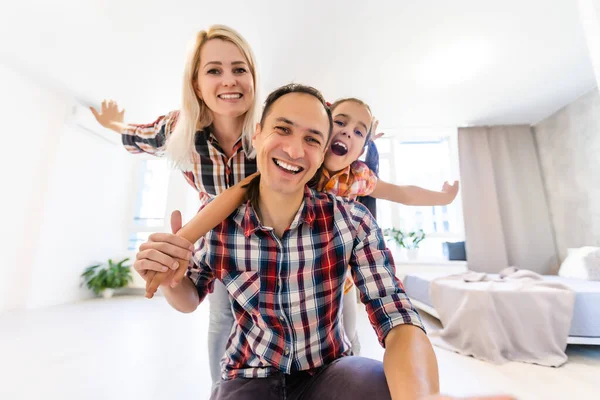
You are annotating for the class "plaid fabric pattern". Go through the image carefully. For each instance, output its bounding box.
[317,160,377,200]
[188,187,424,381]
[121,111,257,197]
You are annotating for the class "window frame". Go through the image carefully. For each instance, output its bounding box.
[375,127,465,241]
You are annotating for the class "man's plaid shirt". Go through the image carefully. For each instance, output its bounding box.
[188,187,424,381]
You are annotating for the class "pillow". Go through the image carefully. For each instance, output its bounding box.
[558,246,600,281]
[443,241,467,261]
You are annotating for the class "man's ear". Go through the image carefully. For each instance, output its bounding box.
[252,122,262,147]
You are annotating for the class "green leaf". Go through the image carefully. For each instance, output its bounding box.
[81,256,133,295]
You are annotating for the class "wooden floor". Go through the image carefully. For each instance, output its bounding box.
[1,295,598,400]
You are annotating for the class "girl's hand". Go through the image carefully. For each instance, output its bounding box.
[441,180,460,203]
[370,119,385,141]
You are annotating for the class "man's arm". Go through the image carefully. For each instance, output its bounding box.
[384,324,440,400]
[160,276,201,313]
[346,201,439,399]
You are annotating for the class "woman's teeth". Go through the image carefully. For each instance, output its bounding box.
[218,93,242,99]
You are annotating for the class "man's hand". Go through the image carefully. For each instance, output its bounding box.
[144,211,194,298]
[425,396,515,400]
[133,210,193,289]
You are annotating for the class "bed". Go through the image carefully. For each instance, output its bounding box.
[403,272,600,345]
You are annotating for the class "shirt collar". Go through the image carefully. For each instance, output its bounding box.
[238,186,316,237]
[202,128,245,155]
[319,165,352,189]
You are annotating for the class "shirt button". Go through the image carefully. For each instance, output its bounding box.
[279,316,285,322]
[284,347,290,355]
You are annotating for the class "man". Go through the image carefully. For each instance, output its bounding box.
[134,84,509,400]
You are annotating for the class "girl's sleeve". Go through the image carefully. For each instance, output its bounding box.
[348,161,378,198]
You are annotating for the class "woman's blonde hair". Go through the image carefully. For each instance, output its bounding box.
[167,25,260,165]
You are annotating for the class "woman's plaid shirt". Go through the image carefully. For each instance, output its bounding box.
[121,111,257,197]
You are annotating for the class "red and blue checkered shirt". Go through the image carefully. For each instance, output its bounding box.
[188,187,424,381]
[121,111,257,198]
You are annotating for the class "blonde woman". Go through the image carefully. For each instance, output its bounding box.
[91,25,260,387]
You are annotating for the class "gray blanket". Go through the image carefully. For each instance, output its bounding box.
[428,267,576,367]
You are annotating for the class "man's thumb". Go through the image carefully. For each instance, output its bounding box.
[170,210,183,234]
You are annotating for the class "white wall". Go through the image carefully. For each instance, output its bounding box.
[0,62,67,312]
[0,61,135,312]
[579,0,600,87]
[533,88,600,262]
[26,124,135,308]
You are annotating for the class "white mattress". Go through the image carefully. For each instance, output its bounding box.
[403,272,600,338]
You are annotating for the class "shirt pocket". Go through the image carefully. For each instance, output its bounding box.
[223,270,260,312]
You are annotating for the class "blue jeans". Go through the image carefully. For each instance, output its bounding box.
[207,280,235,386]
[210,356,391,400]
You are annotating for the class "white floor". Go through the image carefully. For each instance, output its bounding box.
[1,296,599,400]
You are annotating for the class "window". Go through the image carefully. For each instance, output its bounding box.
[374,128,464,261]
[127,159,171,251]
[127,158,201,253]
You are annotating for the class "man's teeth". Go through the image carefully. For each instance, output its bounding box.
[275,159,301,173]
[219,93,242,99]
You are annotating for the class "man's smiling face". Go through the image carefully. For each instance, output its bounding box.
[252,92,331,197]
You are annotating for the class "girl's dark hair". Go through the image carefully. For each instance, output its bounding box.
[244,83,333,207]
[359,140,380,218]
[330,98,380,218]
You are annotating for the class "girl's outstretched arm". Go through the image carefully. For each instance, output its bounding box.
[370,179,459,206]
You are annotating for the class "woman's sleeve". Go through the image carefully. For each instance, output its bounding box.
[121,110,180,156]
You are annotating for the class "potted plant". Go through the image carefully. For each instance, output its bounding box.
[81,258,133,298]
[403,229,426,260]
[383,228,426,260]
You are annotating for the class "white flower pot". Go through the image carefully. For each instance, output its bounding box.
[102,289,115,299]
[406,248,419,261]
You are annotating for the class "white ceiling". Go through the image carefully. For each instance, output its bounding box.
[0,0,596,129]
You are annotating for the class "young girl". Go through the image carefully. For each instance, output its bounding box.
[320,97,458,354]
[323,98,458,206]
[144,97,459,359]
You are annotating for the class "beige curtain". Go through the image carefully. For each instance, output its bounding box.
[458,126,558,274]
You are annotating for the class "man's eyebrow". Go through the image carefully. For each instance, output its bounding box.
[274,117,324,139]
[274,117,295,125]
[335,113,368,132]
